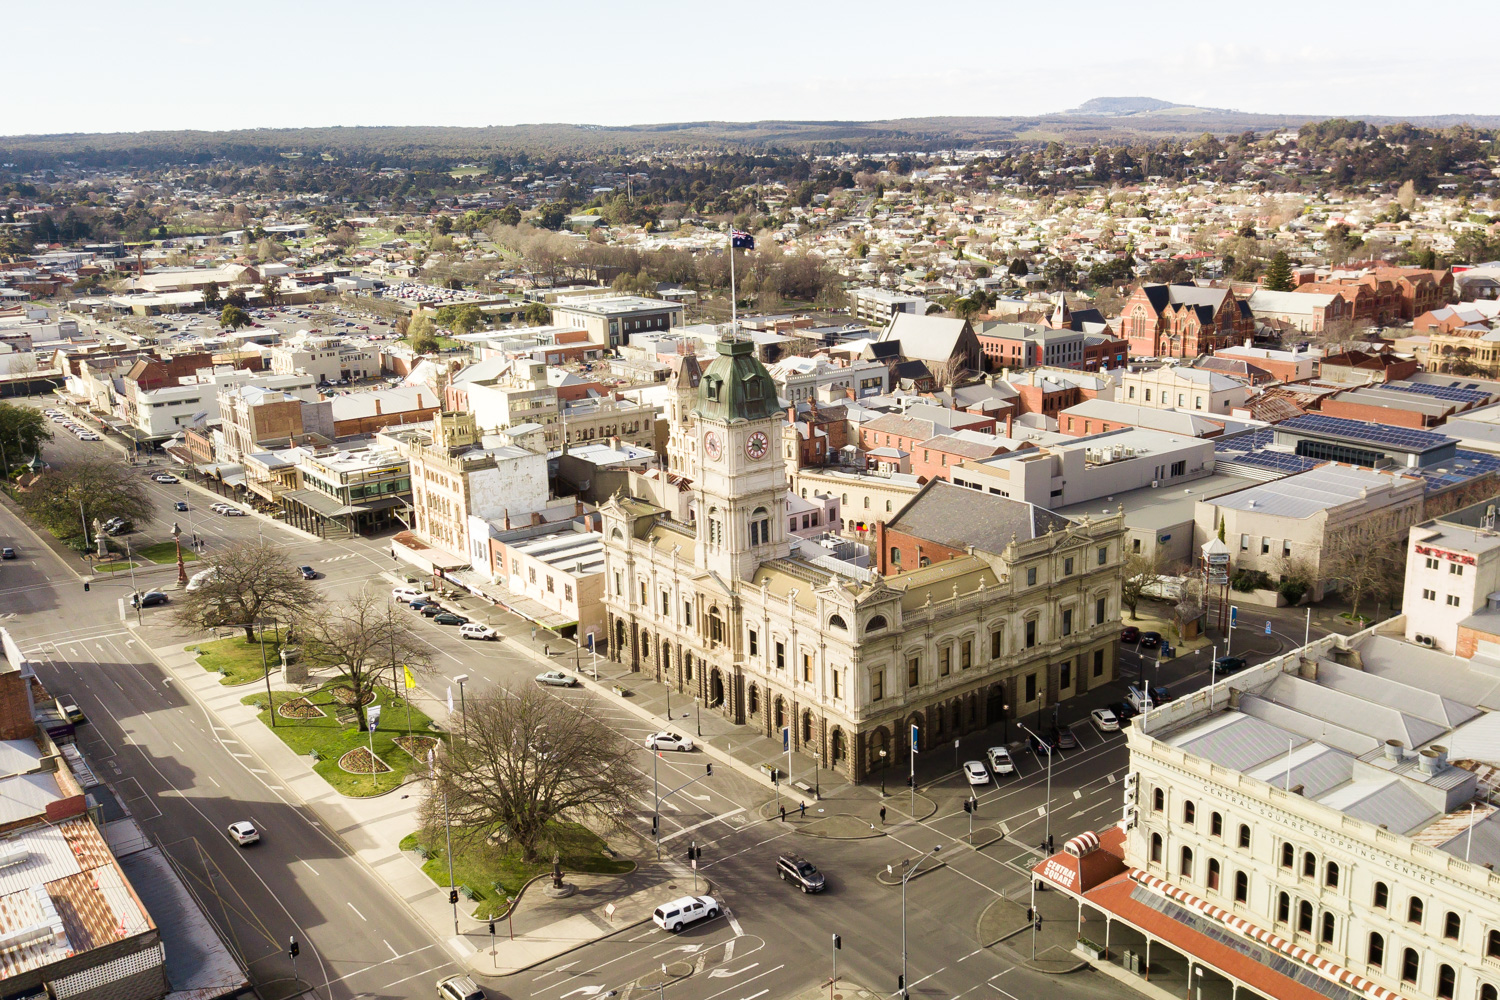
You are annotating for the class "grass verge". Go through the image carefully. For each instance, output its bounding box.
[243,683,439,796]
[95,562,139,573]
[190,632,286,686]
[136,541,199,565]
[399,822,634,919]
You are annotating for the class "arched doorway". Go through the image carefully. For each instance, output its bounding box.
[801,710,814,744]
[748,684,759,715]
[710,669,725,708]
[868,726,890,772]
[830,727,845,765]
[614,619,626,659]
[773,696,785,731]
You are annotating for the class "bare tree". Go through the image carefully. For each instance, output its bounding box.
[1321,511,1415,619]
[296,588,433,732]
[172,540,321,643]
[1121,549,1164,621]
[423,685,643,863]
[16,461,153,539]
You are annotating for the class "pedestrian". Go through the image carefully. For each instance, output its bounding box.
[779,805,785,823]
[799,801,805,818]
[879,805,887,825]
[543,643,549,657]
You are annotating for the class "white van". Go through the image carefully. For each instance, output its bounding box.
[652,894,719,933]
[185,568,218,591]
[391,586,421,604]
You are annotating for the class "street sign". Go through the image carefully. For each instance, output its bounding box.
[782,727,790,752]
[586,632,595,651]
[953,739,959,749]
[1230,606,1239,628]
[1265,620,1272,635]
[911,724,920,753]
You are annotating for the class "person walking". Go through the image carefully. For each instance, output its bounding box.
[799,801,806,818]
[879,805,887,825]
[779,805,785,823]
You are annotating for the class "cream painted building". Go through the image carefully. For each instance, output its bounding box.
[1119,364,1252,415]
[599,337,1124,782]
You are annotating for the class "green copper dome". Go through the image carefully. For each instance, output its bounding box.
[694,337,779,423]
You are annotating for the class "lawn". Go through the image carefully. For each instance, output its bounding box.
[243,682,441,796]
[136,541,199,565]
[95,561,139,573]
[399,822,634,919]
[189,632,286,686]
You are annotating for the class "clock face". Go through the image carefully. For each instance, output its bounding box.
[704,431,722,461]
[745,430,770,460]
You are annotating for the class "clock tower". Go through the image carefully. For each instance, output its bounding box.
[693,338,790,580]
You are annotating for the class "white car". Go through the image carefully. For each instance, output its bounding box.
[986,746,1014,775]
[227,821,259,846]
[1091,707,1120,732]
[644,732,694,752]
[652,894,719,932]
[152,473,179,484]
[963,760,991,786]
[459,623,496,641]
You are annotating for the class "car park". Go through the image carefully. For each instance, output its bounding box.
[986,746,1014,774]
[130,591,169,608]
[436,975,488,1000]
[652,894,719,932]
[1091,707,1120,732]
[432,612,469,626]
[535,670,577,687]
[226,821,259,846]
[459,623,496,640]
[1120,625,1139,643]
[644,731,694,752]
[776,853,826,892]
[1139,631,1162,649]
[963,760,990,785]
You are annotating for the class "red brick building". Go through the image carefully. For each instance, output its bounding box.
[1119,283,1254,359]
[908,433,1010,483]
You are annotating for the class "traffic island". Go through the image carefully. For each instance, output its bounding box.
[242,682,439,796]
[187,631,287,686]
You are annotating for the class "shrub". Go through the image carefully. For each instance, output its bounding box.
[1278,579,1308,605]
[1231,569,1274,593]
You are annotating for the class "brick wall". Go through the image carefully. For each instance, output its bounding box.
[1318,398,1433,428]
[0,672,35,741]
[873,521,965,574]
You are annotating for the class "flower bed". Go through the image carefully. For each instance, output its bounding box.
[332,686,375,707]
[338,747,391,774]
[278,697,325,720]
[395,735,440,761]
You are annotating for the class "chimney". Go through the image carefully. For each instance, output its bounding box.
[1004,412,1013,438]
[1290,784,1305,797]
[574,499,583,516]
[1418,748,1444,776]
[374,397,382,415]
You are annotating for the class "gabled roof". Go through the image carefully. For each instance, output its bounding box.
[884,479,1072,555]
[878,313,973,364]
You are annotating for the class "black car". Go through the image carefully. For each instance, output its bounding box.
[1214,656,1247,675]
[131,591,169,608]
[432,613,469,626]
[299,566,318,580]
[1110,700,1139,722]
[1,547,14,560]
[1028,733,1053,756]
[1051,728,1078,750]
[1138,631,1162,649]
[776,853,826,893]
[175,501,189,512]
[419,603,445,617]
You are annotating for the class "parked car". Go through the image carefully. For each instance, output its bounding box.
[1138,631,1162,649]
[776,853,826,893]
[1028,733,1053,757]
[535,670,577,688]
[459,623,497,641]
[418,603,445,617]
[226,821,259,846]
[1,547,14,560]
[299,566,318,580]
[652,894,719,933]
[1090,707,1120,732]
[174,501,189,511]
[130,591,168,608]
[152,473,179,484]
[1214,656,1248,675]
[644,732,694,752]
[436,975,488,1000]
[1120,625,1140,643]
[1051,728,1078,750]
[986,746,1014,775]
[56,696,84,724]
[963,760,990,786]
[1110,700,1139,722]
[222,507,246,517]
[432,612,469,626]
[391,586,421,603]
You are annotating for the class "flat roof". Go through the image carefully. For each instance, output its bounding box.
[1055,471,1260,530]
[1208,464,1419,520]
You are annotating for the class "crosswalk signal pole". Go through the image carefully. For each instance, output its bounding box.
[288,937,299,985]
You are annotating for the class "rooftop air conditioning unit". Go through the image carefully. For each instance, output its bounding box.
[1415,634,1435,647]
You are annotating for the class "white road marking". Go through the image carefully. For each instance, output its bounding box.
[384,939,398,958]
[726,911,744,937]
[348,902,366,921]
[660,808,745,843]
[303,860,320,876]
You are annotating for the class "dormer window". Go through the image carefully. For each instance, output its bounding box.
[705,376,722,401]
[744,376,763,400]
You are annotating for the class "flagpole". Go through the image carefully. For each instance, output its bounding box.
[728,225,737,340]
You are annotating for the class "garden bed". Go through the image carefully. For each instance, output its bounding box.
[278,697,325,720]
[338,747,392,774]
[395,735,439,761]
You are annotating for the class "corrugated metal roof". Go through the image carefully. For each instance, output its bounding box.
[0,773,63,826]
[1259,674,1446,751]
[0,824,83,897]
[1175,713,1295,774]
[1211,465,1415,520]
[1321,781,1437,836]
[1247,745,1353,800]
[1317,660,1480,730]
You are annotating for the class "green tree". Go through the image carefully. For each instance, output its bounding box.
[407,313,439,353]
[219,304,252,330]
[0,403,51,473]
[16,461,154,540]
[434,215,453,235]
[434,303,483,335]
[1008,257,1029,277]
[533,203,569,231]
[261,279,280,307]
[201,281,220,309]
[522,302,552,326]
[1263,250,1295,292]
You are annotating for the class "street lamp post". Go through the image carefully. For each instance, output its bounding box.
[1019,723,1053,853]
[694,695,701,737]
[172,522,187,587]
[879,748,888,797]
[454,675,469,740]
[1003,703,1010,744]
[889,846,940,997]
[811,750,820,799]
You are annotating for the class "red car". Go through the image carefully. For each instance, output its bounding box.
[1121,625,1140,643]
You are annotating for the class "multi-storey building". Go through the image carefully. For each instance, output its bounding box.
[598,337,1124,781]
[550,295,684,348]
[850,287,926,326]
[1120,283,1254,359]
[1402,496,1500,653]
[1118,365,1251,415]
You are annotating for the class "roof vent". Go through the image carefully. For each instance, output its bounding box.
[1418,747,1447,776]
[1384,739,1405,763]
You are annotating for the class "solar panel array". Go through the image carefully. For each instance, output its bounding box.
[1230,451,1321,474]
[1282,414,1454,451]
[1384,381,1492,405]
[1213,427,1275,454]
[1420,449,1500,490]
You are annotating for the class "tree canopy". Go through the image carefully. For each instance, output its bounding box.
[171,540,321,643]
[16,461,153,540]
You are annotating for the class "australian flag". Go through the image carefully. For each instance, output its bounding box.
[731,229,755,250]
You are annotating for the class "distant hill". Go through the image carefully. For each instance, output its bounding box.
[1069,97,1185,115]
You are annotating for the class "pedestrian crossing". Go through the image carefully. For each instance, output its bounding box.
[317,554,357,564]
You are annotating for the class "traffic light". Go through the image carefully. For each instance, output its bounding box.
[705,762,712,776]
[488,921,496,936]
[651,815,659,835]
[83,582,89,592]
[833,933,841,950]
[288,937,299,959]
[449,889,459,905]
[897,974,904,994]
[963,799,973,814]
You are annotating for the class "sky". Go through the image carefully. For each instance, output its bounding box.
[6,0,1495,136]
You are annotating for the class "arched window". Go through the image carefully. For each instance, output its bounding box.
[1438,965,1456,1000]
[640,634,650,657]
[885,499,893,512]
[662,644,671,672]
[1445,912,1461,940]
[1234,870,1248,903]
[1409,897,1424,926]
[1480,985,1496,1000]
[801,710,813,743]
[1153,787,1165,812]
[1238,824,1251,849]
[1374,882,1389,909]
[748,684,759,714]
[1149,833,1162,863]
[831,728,845,762]
[708,606,725,644]
[1277,892,1290,923]
[1180,846,1193,878]
[1210,812,1223,837]
[1298,900,1314,934]
[865,615,888,634]
[750,506,770,545]
[1281,843,1295,869]
[1207,858,1220,891]
[1325,862,1339,888]
[1303,852,1316,878]
[1183,801,1196,825]
[827,614,847,631]
[1368,932,1385,968]
[708,507,721,545]
[863,496,870,509]
[1402,949,1420,985]
[1322,912,1335,944]
[890,546,902,565]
